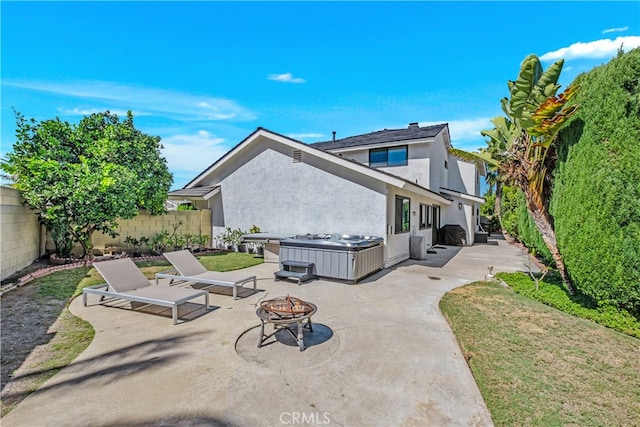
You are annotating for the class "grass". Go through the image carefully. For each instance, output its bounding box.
[440,281,640,426]
[1,252,262,417]
[496,272,640,338]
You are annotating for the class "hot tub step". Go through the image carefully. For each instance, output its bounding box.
[274,261,315,284]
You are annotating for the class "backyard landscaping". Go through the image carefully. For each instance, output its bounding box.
[441,279,640,426]
[2,246,640,424]
[0,252,262,416]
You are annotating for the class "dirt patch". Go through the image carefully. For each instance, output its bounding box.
[1,266,71,415]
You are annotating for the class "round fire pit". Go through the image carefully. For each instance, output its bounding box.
[257,296,317,351]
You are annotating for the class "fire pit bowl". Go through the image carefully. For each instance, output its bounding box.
[260,295,314,318]
[257,296,317,351]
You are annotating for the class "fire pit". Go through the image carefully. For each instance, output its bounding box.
[257,296,317,351]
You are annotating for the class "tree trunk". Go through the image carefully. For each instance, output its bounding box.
[494,181,504,231]
[84,229,95,261]
[526,200,576,295]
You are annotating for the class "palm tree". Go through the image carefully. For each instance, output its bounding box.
[452,54,579,294]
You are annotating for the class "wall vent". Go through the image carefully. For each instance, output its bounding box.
[293,150,302,163]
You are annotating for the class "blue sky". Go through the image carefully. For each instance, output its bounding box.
[2,1,639,190]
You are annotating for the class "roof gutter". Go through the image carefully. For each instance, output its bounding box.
[440,188,485,204]
[404,182,453,204]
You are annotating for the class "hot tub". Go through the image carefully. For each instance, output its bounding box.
[279,234,385,283]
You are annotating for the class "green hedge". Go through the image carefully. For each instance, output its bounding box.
[552,48,640,316]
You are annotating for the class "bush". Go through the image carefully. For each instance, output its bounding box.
[552,48,640,316]
[499,185,520,238]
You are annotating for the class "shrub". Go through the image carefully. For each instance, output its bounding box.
[499,185,520,238]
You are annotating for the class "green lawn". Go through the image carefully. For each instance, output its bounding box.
[440,281,640,426]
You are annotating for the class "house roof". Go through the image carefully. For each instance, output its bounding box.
[440,187,485,204]
[311,123,448,151]
[185,127,452,205]
[168,185,220,200]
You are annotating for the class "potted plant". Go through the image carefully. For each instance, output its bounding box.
[232,228,246,252]
[221,227,235,251]
[247,225,262,255]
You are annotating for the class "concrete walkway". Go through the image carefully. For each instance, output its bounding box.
[2,236,533,427]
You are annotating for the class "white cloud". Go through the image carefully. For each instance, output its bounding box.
[5,80,256,121]
[287,132,324,140]
[267,73,306,83]
[540,36,640,61]
[57,107,147,117]
[602,26,628,34]
[160,130,229,174]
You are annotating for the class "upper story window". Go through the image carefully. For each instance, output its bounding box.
[369,146,408,167]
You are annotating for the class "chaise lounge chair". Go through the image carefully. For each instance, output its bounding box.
[83,258,209,325]
[157,250,257,300]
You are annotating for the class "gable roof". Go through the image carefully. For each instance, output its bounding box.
[168,185,220,200]
[311,123,448,151]
[185,127,452,205]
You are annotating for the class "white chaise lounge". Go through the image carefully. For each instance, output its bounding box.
[157,250,257,300]
[83,257,210,325]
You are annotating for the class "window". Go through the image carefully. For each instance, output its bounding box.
[419,203,431,229]
[369,146,408,167]
[395,195,410,234]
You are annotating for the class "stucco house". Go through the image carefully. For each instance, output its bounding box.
[169,123,485,268]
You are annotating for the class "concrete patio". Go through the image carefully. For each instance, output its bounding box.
[2,236,534,426]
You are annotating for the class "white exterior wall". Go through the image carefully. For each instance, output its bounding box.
[205,141,388,241]
[384,187,439,267]
[325,131,483,249]
[429,133,450,193]
[331,142,432,188]
[449,156,481,196]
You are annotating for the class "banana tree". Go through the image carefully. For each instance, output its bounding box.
[452,54,579,294]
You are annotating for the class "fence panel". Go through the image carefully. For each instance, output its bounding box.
[1,187,42,281]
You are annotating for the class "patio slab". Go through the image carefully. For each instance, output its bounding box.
[1,235,533,426]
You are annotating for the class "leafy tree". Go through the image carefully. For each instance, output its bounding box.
[2,111,172,259]
[498,185,520,238]
[480,189,495,217]
[452,55,579,294]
